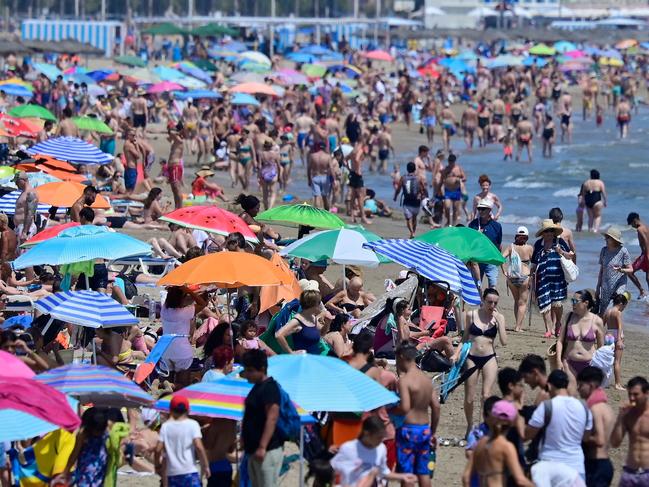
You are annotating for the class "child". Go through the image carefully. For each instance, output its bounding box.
[391,164,401,192]
[596,104,604,127]
[238,320,275,356]
[502,128,514,161]
[363,188,392,218]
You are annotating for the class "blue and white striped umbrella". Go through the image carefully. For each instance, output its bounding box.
[0,190,53,215]
[363,239,481,305]
[27,137,113,165]
[34,290,138,329]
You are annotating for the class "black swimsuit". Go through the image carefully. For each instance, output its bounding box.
[466,314,498,369]
[584,190,602,209]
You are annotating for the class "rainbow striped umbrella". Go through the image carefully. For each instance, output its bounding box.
[35,364,153,408]
[155,375,314,422]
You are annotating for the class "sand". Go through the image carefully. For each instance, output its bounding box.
[115,115,646,486]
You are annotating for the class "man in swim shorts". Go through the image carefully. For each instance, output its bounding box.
[627,212,649,297]
[441,153,466,226]
[307,142,335,210]
[123,129,141,193]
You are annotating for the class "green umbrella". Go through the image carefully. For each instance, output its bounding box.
[142,23,188,36]
[9,104,57,121]
[72,116,113,134]
[256,203,344,229]
[191,23,239,37]
[415,227,505,265]
[114,55,147,68]
[529,43,556,56]
[192,59,218,72]
[301,63,327,78]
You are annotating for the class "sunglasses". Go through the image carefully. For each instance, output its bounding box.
[571,298,584,305]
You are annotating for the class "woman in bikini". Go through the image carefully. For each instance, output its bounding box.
[502,226,534,332]
[276,289,325,355]
[603,292,629,390]
[326,277,375,318]
[236,129,256,191]
[556,289,604,391]
[579,169,607,233]
[258,139,280,210]
[454,288,507,436]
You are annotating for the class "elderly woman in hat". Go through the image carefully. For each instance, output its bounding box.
[531,219,575,338]
[596,226,637,314]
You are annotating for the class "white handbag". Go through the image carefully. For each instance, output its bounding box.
[560,255,579,282]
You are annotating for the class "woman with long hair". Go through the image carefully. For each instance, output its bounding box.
[502,227,534,332]
[603,292,629,390]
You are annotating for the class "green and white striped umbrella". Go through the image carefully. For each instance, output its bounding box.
[280,228,381,267]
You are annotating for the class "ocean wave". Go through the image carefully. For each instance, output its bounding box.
[552,187,580,198]
[503,178,552,189]
[629,163,649,168]
[499,214,543,225]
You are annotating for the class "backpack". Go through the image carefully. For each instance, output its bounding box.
[117,273,138,299]
[275,382,302,442]
[508,245,525,280]
[402,174,421,207]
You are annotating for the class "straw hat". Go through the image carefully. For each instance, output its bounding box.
[196,165,214,178]
[535,219,563,237]
[602,226,624,244]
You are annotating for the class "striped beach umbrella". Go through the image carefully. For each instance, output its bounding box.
[0,190,52,215]
[35,364,153,408]
[26,137,113,165]
[363,239,481,305]
[155,375,313,421]
[34,290,139,329]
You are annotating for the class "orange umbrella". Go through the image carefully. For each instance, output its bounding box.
[159,251,290,288]
[13,164,86,182]
[259,253,301,314]
[35,182,111,209]
[33,155,77,173]
[22,222,80,247]
[229,82,279,97]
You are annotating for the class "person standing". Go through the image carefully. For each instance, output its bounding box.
[596,227,637,314]
[123,129,141,194]
[603,293,629,390]
[167,122,185,209]
[469,199,503,289]
[393,161,426,239]
[577,366,615,487]
[627,212,649,297]
[441,153,466,227]
[579,170,607,233]
[502,227,533,332]
[393,341,440,487]
[610,376,649,487]
[258,140,280,210]
[13,171,39,246]
[616,96,632,139]
[307,142,334,210]
[156,396,210,487]
[242,349,285,487]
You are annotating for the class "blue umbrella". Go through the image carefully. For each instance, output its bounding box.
[231,92,260,106]
[0,84,33,98]
[299,45,332,56]
[34,290,138,329]
[363,239,481,305]
[0,395,79,442]
[0,190,52,215]
[176,63,212,84]
[153,65,185,81]
[86,69,114,82]
[600,48,622,59]
[286,52,317,64]
[268,354,399,412]
[320,52,344,62]
[32,62,62,81]
[26,136,113,165]
[522,56,548,67]
[554,41,577,53]
[174,89,223,100]
[13,225,151,269]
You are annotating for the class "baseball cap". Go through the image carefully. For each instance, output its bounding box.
[491,400,517,422]
[170,395,190,413]
[516,226,529,236]
[476,199,493,209]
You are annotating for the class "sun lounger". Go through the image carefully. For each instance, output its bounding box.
[109,254,177,277]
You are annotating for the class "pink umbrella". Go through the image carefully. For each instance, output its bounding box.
[563,50,586,59]
[362,50,394,62]
[273,69,309,86]
[147,81,185,94]
[0,350,35,379]
[229,82,279,97]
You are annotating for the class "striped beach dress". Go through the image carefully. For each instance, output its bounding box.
[532,237,570,313]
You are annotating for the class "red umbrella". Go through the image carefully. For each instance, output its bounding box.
[22,222,80,247]
[159,206,259,242]
[417,66,441,78]
[362,50,394,62]
[0,113,40,138]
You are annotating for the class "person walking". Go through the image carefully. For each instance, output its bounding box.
[603,293,629,390]
[596,227,637,314]
[469,199,503,289]
[393,161,426,239]
[502,226,533,332]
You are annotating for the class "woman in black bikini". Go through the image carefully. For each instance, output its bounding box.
[579,169,607,232]
[541,114,555,158]
[454,288,507,436]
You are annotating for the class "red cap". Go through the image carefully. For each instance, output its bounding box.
[232,124,241,133]
[170,395,190,413]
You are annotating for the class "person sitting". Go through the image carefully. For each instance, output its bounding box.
[202,344,234,382]
[191,167,228,202]
[363,188,392,218]
[323,313,355,358]
[149,224,197,259]
[96,327,146,367]
[237,320,275,357]
[276,288,325,355]
[326,276,375,318]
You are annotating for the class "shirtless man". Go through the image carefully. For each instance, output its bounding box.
[57,107,79,137]
[324,114,340,154]
[182,98,200,155]
[167,122,185,209]
[212,107,229,146]
[123,129,141,194]
[137,135,155,192]
[477,101,491,147]
[413,145,430,183]
[617,96,632,139]
[440,101,457,152]
[149,223,197,259]
[132,89,148,136]
[611,376,649,487]
[349,142,370,224]
[0,214,17,264]
[491,98,506,128]
[627,212,649,297]
[441,153,466,226]
[307,142,334,210]
[515,116,534,163]
[226,125,241,188]
[70,186,98,223]
[376,125,395,174]
[394,341,440,487]
[295,112,315,165]
[560,92,573,144]
[577,366,616,487]
[13,172,39,246]
[461,103,478,150]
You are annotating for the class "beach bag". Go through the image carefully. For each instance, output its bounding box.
[560,255,579,282]
[417,348,452,373]
[117,274,138,299]
[508,245,525,280]
[276,383,302,441]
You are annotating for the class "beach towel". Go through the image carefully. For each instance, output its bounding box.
[440,342,471,403]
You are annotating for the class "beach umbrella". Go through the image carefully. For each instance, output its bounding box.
[562,50,587,59]
[560,60,592,72]
[0,78,33,89]
[0,377,80,442]
[148,81,185,94]
[72,116,113,134]
[301,64,327,78]
[326,64,362,78]
[13,225,151,270]
[27,136,113,164]
[229,82,279,97]
[0,350,35,379]
[259,252,302,314]
[175,61,213,84]
[286,52,317,64]
[87,84,107,98]
[142,22,187,35]
[298,45,332,56]
[363,239,481,305]
[230,71,266,84]
[522,56,548,67]
[0,84,33,98]
[256,203,344,229]
[553,41,577,53]
[230,92,260,106]
[0,171,61,189]
[159,251,290,288]
[159,206,258,243]
[416,227,505,265]
[280,228,381,267]
[153,65,186,81]
[239,51,271,66]
[35,181,111,208]
[268,354,399,412]
[86,69,114,82]
[115,55,147,67]
[467,6,497,16]
[0,166,14,178]
[361,50,394,62]
[192,59,218,72]
[600,57,624,67]
[600,48,622,59]
[273,69,309,86]
[32,62,63,80]
[27,155,77,173]
[34,290,139,329]
[0,113,41,138]
[190,23,238,37]
[174,89,222,100]
[529,43,556,56]
[9,104,56,122]
[23,222,80,247]
[35,364,153,408]
[0,190,52,215]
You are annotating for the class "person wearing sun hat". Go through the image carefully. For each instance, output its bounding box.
[191,165,228,202]
[597,226,637,314]
[532,219,575,337]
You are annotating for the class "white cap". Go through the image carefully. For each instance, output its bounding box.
[299,279,320,292]
[476,198,493,209]
[516,226,529,236]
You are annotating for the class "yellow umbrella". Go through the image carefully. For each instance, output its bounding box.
[0,78,33,90]
[600,57,624,67]
[615,39,638,50]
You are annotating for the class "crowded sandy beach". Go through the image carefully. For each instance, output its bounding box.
[0,22,648,487]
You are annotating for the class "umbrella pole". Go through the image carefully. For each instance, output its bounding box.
[343,264,346,291]
[227,289,234,349]
[92,336,97,365]
[85,274,90,290]
[299,424,305,487]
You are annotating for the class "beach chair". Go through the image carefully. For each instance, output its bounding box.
[109,254,178,278]
[133,334,184,384]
